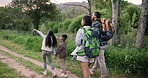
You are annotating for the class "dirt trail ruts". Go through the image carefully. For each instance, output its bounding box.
[0,52,51,78]
[0,45,80,78]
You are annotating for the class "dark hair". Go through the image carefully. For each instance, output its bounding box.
[94,12,101,18]
[82,15,92,26]
[61,34,67,41]
[45,31,57,48]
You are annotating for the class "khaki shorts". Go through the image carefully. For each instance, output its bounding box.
[77,56,94,63]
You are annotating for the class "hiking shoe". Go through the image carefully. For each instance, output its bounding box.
[43,70,47,75]
[90,70,95,75]
[99,76,107,78]
[52,73,57,78]
[60,69,63,72]
[61,73,67,78]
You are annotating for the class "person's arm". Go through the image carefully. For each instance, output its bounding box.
[55,44,63,56]
[76,29,84,46]
[34,29,46,38]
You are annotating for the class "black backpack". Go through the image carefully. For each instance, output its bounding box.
[100,18,115,41]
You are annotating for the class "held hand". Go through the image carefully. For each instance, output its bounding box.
[55,36,59,39]
[54,55,56,59]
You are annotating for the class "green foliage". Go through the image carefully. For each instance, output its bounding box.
[92,0,112,10]
[9,0,61,29]
[39,15,83,33]
[105,46,148,75]
[125,5,140,20]
[2,33,42,52]
[99,8,112,18]
[0,7,32,31]
[106,33,148,75]
[39,21,62,33]
[68,15,83,33]
[120,4,141,35]
[62,19,72,30]
[131,12,138,28]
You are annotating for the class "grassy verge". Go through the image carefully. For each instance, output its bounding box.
[0,61,24,78]
[0,50,60,78]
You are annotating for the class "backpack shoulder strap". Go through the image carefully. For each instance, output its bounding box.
[105,19,110,31]
[82,28,91,38]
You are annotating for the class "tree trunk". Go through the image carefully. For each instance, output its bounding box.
[116,1,121,45]
[135,0,148,48]
[87,0,92,16]
[110,0,119,45]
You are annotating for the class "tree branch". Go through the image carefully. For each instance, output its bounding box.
[63,3,89,11]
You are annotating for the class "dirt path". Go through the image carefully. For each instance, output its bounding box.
[0,45,80,78]
[0,52,50,78]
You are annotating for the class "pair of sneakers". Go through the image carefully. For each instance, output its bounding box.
[43,70,57,78]
[60,69,67,78]
[90,69,95,75]
[43,70,48,75]
[52,72,57,78]
[61,73,67,78]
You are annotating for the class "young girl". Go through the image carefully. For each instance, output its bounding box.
[34,29,57,77]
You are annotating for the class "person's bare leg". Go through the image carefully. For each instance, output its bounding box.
[81,62,90,78]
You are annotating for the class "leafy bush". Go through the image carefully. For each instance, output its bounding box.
[105,33,148,75]
[3,33,42,52]
[105,46,148,75]
[39,21,62,33]
[68,15,83,33]
[39,15,83,33]
[62,19,72,31]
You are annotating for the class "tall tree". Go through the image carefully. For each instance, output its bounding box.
[0,7,32,31]
[87,0,91,16]
[9,0,60,29]
[116,1,122,45]
[110,0,119,45]
[135,0,148,48]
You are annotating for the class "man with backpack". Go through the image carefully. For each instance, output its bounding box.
[90,12,114,78]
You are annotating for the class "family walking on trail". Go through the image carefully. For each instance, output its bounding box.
[34,11,114,78]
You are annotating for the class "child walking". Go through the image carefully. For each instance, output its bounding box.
[55,34,67,78]
[34,29,57,77]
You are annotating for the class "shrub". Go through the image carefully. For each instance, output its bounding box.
[68,15,84,33]
[39,15,84,33]
[105,46,148,75]
[2,33,42,52]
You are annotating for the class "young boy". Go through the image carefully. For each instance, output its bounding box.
[55,34,67,78]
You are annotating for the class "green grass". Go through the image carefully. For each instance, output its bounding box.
[0,30,147,78]
[0,50,60,78]
[0,61,23,78]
